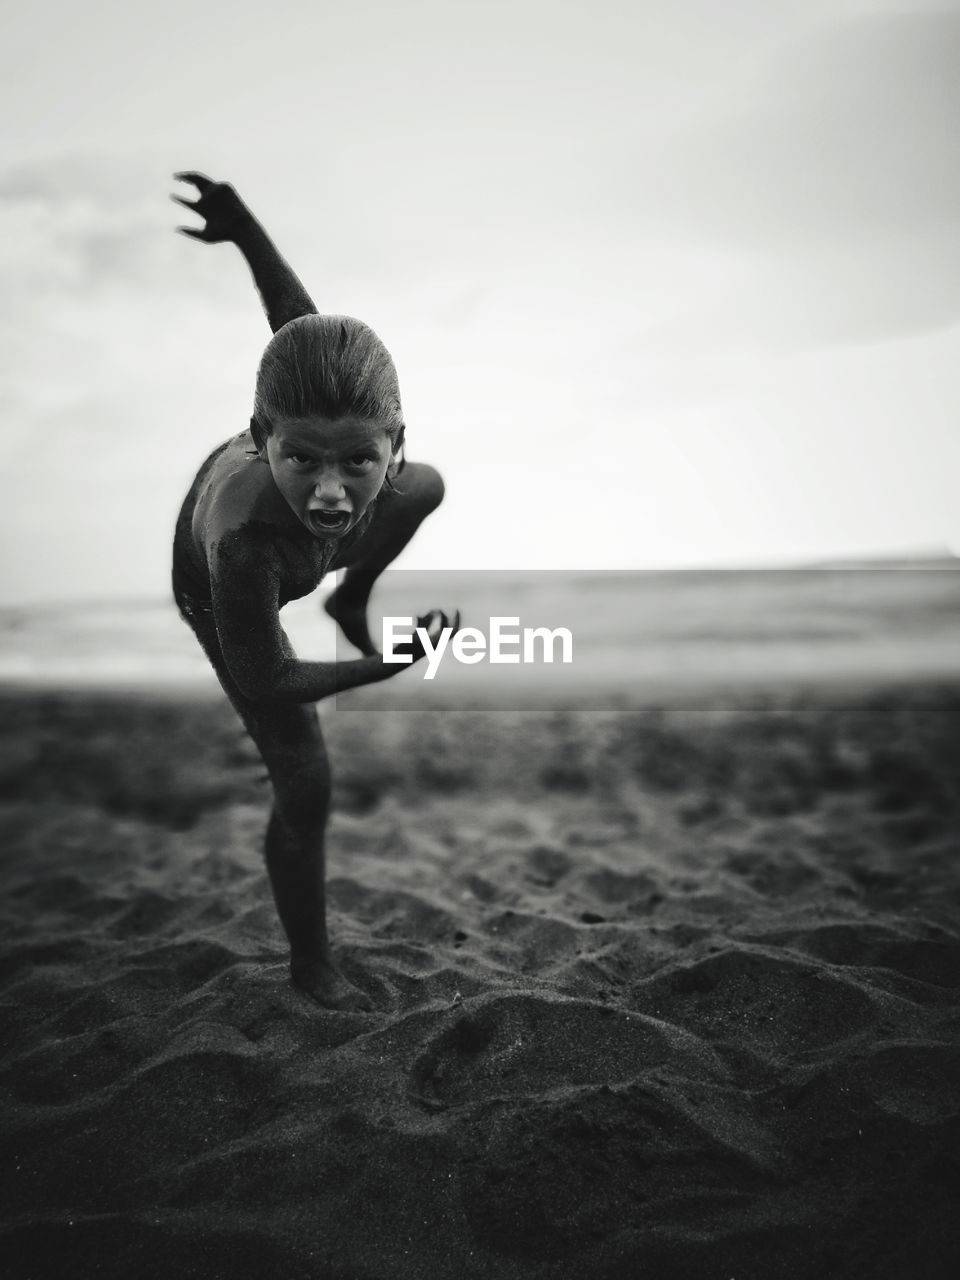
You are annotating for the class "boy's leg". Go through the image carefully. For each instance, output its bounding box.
[184,611,371,1011]
[240,698,371,1010]
[325,461,445,654]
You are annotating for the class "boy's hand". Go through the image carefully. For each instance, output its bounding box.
[389,609,462,666]
[171,172,251,243]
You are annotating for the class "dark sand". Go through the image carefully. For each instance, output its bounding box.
[2,683,959,1278]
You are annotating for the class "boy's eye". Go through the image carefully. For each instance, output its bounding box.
[288,454,314,467]
[345,454,376,471]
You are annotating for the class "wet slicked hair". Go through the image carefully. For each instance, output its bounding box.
[252,314,405,450]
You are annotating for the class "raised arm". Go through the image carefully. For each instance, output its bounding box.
[172,172,318,335]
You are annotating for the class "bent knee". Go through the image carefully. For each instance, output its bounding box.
[402,462,445,514]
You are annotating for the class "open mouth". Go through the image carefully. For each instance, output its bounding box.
[308,508,351,536]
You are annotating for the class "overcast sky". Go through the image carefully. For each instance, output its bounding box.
[1,0,958,602]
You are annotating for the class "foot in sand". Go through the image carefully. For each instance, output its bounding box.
[323,588,377,656]
[290,956,374,1012]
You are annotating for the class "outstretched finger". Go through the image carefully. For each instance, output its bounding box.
[176,225,208,240]
[173,170,214,193]
[170,193,199,211]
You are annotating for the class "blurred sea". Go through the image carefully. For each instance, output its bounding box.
[2,565,958,702]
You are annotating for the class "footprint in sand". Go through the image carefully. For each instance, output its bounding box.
[462,872,499,903]
[636,948,885,1058]
[524,845,573,888]
[406,992,724,1111]
[783,922,960,989]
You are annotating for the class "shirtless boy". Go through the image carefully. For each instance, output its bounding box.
[170,173,457,1011]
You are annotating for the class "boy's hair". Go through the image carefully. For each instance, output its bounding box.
[252,314,405,451]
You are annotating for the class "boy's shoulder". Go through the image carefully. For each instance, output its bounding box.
[195,438,325,600]
[196,433,295,550]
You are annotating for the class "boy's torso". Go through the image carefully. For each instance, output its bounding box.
[175,432,369,607]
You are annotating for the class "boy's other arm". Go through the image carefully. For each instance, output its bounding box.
[209,535,390,702]
[172,172,317,335]
[208,531,456,702]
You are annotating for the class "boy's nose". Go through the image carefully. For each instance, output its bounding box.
[314,471,345,503]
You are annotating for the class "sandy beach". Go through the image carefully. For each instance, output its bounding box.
[2,667,959,1278]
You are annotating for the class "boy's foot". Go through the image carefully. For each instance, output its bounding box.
[323,589,377,656]
[291,955,374,1012]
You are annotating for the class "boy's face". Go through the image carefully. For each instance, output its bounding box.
[260,416,395,540]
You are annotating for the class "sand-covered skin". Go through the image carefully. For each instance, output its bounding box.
[2,685,959,1279]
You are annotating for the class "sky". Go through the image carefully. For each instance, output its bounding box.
[1,0,958,603]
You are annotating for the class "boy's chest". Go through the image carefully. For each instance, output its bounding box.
[275,536,338,606]
[276,507,377,603]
